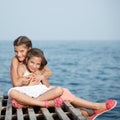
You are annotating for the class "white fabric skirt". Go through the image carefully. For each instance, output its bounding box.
[8,84,50,98]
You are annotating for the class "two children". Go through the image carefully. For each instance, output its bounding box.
[8,36,117,120]
[9,48,64,108]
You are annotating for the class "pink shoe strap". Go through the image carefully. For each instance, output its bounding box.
[106,99,117,110]
[54,97,63,108]
[11,99,20,108]
[45,100,48,108]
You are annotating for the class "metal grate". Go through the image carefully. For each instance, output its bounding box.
[0,95,87,120]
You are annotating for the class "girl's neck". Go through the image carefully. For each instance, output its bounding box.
[19,61,23,64]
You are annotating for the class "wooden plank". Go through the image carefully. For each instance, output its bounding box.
[41,108,54,120]
[64,102,87,120]
[55,107,70,120]
[17,109,24,120]
[1,95,90,120]
[28,107,37,120]
[0,96,3,119]
[5,98,12,120]
[0,96,3,114]
[76,107,94,116]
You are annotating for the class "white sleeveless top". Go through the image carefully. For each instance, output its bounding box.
[23,71,32,77]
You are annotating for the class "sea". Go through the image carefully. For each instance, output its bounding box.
[0,40,120,120]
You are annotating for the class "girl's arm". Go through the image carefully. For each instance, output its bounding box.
[41,66,52,79]
[10,57,21,87]
[36,66,52,87]
[41,78,50,87]
[10,57,30,87]
[34,73,50,87]
[32,66,52,87]
[17,64,31,86]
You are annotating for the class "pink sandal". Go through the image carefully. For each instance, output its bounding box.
[45,97,63,108]
[54,97,63,108]
[89,99,117,120]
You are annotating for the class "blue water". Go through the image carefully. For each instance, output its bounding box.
[0,40,120,119]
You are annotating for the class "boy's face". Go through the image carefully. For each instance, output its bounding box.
[27,56,42,73]
[14,45,30,62]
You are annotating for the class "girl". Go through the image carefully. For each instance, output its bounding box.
[9,48,64,108]
[10,36,52,87]
[9,48,117,120]
[10,36,91,118]
[9,36,64,108]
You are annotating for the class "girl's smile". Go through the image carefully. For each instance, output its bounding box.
[27,56,42,73]
[14,45,29,62]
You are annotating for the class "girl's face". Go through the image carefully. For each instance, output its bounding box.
[14,45,30,62]
[27,56,42,73]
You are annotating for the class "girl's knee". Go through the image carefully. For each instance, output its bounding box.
[55,86,63,96]
[8,89,18,98]
[8,89,14,98]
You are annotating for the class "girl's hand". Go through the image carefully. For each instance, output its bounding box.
[34,73,49,87]
[21,77,31,86]
[28,74,41,85]
[34,74,45,82]
[22,74,35,85]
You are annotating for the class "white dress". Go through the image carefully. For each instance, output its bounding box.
[8,71,50,98]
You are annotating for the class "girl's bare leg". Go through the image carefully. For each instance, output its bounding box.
[71,97,106,110]
[36,86,63,101]
[9,89,57,107]
[10,86,63,102]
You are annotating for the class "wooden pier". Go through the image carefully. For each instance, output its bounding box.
[0,95,87,120]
